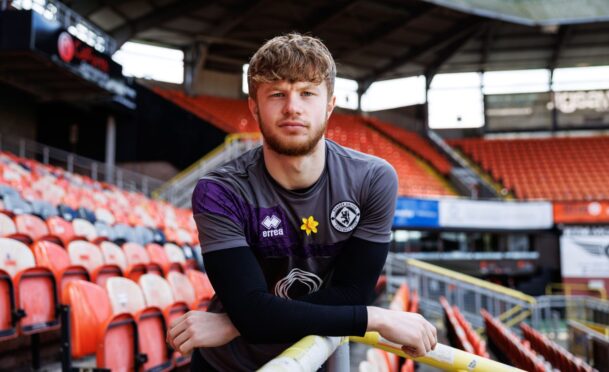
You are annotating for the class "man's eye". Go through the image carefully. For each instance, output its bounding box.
[270,92,284,97]
[302,91,315,96]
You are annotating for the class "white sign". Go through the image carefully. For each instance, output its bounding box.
[561,229,609,278]
[549,90,609,114]
[439,199,553,230]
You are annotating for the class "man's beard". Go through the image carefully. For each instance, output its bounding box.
[258,114,327,156]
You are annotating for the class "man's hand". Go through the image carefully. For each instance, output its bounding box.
[367,306,437,358]
[166,311,240,355]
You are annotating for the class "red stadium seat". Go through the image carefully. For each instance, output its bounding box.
[186,269,215,310]
[31,240,89,297]
[0,238,59,336]
[146,243,182,275]
[45,216,77,246]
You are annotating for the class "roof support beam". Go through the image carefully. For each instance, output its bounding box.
[479,22,496,70]
[548,25,572,70]
[360,17,484,87]
[110,0,207,47]
[425,22,487,83]
[335,5,434,61]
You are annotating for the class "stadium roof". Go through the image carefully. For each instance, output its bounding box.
[60,0,609,89]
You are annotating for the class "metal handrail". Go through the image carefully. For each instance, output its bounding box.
[0,133,164,196]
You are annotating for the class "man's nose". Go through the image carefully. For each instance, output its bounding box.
[282,93,302,116]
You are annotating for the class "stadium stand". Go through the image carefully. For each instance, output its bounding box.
[152,88,456,198]
[0,148,203,370]
[449,136,609,201]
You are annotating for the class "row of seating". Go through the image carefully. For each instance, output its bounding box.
[359,283,418,372]
[363,117,453,176]
[520,322,595,372]
[64,270,213,371]
[439,297,488,357]
[481,309,553,372]
[0,236,209,344]
[450,136,609,201]
[153,88,457,198]
[0,151,197,245]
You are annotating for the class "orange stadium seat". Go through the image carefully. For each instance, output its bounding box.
[146,243,183,275]
[0,238,59,336]
[45,216,77,246]
[106,277,172,371]
[62,280,139,371]
[450,136,609,201]
[186,269,214,310]
[32,240,90,297]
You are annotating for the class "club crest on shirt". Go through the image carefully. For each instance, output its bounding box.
[330,201,360,233]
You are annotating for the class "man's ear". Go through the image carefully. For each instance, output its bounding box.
[248,97,260,123]
[326,95,337,118]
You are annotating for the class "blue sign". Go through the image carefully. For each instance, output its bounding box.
[393,197,439,229]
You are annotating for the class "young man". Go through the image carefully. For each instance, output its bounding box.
[167,33,437,371]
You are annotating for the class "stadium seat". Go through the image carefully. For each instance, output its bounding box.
[29,200,58,220]
[46,216,77,246]
[0,238,59,336]
[13,213,51,243]
[94,221,115,241]
[57,204,78,221]
[146,243,183,275]
[166,271,198,309]
[186,269,214,310]
[123,242,162,278]
[94,208,116,225]
[32,240,89,297]
[72,218,98,242]
[67,240,121,287]
[0,267,17,341]
[106,277,173,371]
[139,273,191,366]
[62,280,139,371]
[3,194,33,215]
[0,211,16,237]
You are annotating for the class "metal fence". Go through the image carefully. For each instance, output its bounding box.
[0,133,164,197]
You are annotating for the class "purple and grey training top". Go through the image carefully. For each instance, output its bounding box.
[191,138,398,370]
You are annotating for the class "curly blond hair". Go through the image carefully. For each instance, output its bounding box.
[247,33,336,100]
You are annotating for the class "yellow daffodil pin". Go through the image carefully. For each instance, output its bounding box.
[301,216,319,236]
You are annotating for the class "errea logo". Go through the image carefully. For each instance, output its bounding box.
[261,214,284,238]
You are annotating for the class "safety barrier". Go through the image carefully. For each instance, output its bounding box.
[259,331,526,372]
[153,133,261,207]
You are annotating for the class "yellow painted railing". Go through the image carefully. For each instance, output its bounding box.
[258,332,525,371]
[407,259,536,305]
[351,332,525,372]
[151,132,261,199]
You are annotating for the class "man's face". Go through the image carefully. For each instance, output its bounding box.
[249,80,336,156]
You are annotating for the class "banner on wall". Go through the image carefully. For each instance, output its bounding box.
[438,199,553,230]
[554,201,609,224]
[393,197,439,228]
[561,228,609,286]
[393,197,553,230]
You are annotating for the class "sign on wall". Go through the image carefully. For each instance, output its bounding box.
[561,227,609,278]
